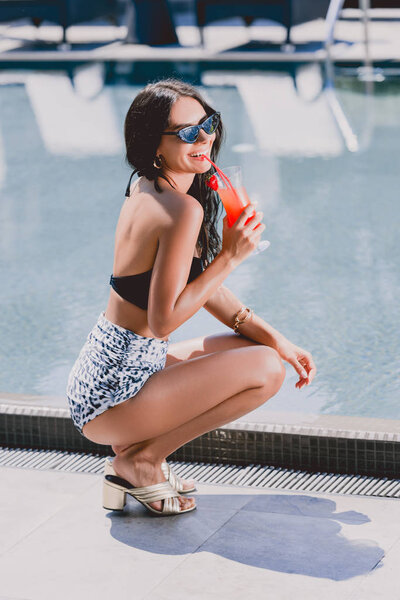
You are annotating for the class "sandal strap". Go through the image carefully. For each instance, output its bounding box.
[161,461,184,492]
[105,475,180,503]
[106,458,189,493]
[133,483,185,515]
[162,496,181,514]
[104,472,190,515]
[127,480,180,503]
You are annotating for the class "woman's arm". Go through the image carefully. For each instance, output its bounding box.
[204,285,317,388]
[147,194,236,338]
[203,284,284,350]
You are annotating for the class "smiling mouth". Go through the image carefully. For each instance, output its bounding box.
[189,151,208,158]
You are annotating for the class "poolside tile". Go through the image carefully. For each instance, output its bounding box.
[0,466,95,555]
[347,535,400,600]
[145,488,400,600]
[0,468,399,600]
[0,472,248,600]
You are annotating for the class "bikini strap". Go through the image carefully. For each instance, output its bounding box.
[124,170,138,198]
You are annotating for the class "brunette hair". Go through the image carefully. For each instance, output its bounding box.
[124,78,225,266]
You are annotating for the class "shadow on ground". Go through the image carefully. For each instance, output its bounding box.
[105,493,384,580]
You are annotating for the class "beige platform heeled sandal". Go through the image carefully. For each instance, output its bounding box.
[102,473,196,516]
[104,457,196,494]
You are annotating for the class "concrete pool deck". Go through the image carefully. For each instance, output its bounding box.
[0,463,399,600]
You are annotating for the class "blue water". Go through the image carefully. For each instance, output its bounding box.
[0,67,399,418]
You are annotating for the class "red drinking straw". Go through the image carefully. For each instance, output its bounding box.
[200,155,239,197]
[201,154,258,229]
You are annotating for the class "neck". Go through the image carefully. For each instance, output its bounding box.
[158,169,196,194]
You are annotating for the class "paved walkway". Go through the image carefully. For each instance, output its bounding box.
[0,465,398,599]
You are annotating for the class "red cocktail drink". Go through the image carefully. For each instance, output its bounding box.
[218,185,255,227]
[201,156,270,254]
[202,160,257,226]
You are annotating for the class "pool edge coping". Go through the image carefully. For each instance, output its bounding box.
[1,401,399,443]
[2,401,399,478]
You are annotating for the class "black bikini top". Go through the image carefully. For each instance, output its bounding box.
[109,257,203,311]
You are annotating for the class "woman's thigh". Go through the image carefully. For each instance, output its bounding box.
[82,342,284,447]
[165,332,262,367]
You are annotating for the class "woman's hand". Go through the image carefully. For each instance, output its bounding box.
[221,203,266,266]
[273,337,317,389]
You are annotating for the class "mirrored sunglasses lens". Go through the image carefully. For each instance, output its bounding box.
[180,126,199,143]
[203,113,219,134]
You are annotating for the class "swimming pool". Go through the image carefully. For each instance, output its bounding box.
[0,65,398,419]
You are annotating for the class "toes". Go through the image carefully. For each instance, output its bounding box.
[180,495,195,509]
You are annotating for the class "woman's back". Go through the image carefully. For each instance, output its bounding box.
[105,176,201,340]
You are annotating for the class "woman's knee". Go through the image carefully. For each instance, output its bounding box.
[253,346,286,391]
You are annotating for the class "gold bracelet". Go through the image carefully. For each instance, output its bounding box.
[233,306,254,334]
[234,308,253,334]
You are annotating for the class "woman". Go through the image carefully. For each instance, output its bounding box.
[67,78,316,517]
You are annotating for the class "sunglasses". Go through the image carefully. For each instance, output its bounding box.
[161,112,220,144]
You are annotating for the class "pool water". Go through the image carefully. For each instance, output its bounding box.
[0,66,399,418]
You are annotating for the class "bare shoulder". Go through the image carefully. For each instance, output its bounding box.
[122,177,202,230]
[157,187,204,226]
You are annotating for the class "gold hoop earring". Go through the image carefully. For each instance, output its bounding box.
[153,155,162,169]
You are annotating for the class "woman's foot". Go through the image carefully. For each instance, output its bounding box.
[112,452,196,513]
[161,457,196,492]
[112,443,196,494]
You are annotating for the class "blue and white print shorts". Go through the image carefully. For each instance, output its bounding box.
[66,311,169,435]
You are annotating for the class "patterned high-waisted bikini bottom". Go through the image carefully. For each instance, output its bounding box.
[66,311,169,435]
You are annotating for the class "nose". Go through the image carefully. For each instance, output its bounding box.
[197,128,213,143]
[199,126,213,140]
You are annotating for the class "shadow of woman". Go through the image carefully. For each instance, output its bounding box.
[105,492,384,581]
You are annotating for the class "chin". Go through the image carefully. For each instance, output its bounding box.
[190,167,209,178]
[197,160,212,172]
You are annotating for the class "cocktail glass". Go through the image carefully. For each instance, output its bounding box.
[210,164,270,255]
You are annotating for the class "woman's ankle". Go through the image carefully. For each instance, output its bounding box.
[115,444,164,468]
[111,440,169,467]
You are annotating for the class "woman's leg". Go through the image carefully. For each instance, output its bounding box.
[164,331,263,368]
[84,339,280,447]
[113,370,282,512]
[84,339,284,511]
[115,352,284,465]
[113,332,262,455]
[111,333,270,506]
[114,332,270,462]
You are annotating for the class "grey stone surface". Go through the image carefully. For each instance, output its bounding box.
[0,466,399,600]
[0,467,95,556]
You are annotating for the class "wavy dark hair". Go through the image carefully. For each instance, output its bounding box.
[124,78,225,267]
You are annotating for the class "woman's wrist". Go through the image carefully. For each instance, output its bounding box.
[233,306,254,334]
[235,312,285,350]
[218,249,239,270]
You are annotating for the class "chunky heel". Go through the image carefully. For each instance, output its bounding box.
[103,480,126,511]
